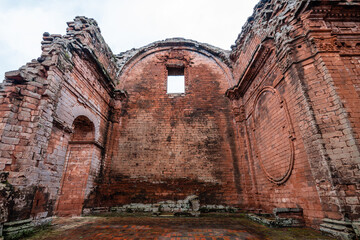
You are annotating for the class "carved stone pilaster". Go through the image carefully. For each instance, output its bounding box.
[110,89,128,123]
[232,105,246,123]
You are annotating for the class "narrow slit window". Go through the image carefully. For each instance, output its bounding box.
[167,66,185,94]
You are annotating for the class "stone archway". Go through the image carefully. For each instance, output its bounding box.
[56,116,99,216]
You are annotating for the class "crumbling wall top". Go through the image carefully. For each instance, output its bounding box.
[231,0,360,61]
[115,38,232,78]
[3,16,118,89]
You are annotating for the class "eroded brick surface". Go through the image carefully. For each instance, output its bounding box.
[0,16,116,221]
[226,0,360,230]
[86,45,241,208]
[0,0,359,236]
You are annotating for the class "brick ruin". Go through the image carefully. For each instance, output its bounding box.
[0,0,360,238]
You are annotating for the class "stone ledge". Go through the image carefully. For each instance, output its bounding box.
[320,218,357,240]
[83,202,238,218]
[352,221,360,238]
[246,208,305,228]
[2,217,52,239]
[3,219,33,239]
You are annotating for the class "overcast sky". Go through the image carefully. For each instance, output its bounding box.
[0,0,259,80]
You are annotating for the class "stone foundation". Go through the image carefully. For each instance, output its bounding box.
[247,208,305,228]
[83,196,238,217]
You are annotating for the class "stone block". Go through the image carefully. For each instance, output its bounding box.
[346,197,359,205]
[3,219,34,239]
[320,218,356,240]
[1,136,20,145]
[5,70,25,82]
[352,221,360,238]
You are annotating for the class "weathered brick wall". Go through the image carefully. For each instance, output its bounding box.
[0,1,359,234]
[0,16,117,221]
[228,0,360,228]
[228,42,324,226]
[0,58,65,221]
[300,3,360,221]
[56,143,102,216]
[86,40,241,207]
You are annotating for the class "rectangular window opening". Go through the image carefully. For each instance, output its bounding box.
[167,66,185,94]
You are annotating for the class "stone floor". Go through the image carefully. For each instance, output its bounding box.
[23,213,334,240]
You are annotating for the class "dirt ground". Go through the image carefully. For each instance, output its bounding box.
[22,213,335,240]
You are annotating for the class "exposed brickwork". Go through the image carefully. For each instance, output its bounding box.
[55,116,102,216]
[0,16,117,222]
[87,42,241,207]
[56,144,101,216]
[228,43,324,227]
[0,1,359,238]
[227,0,360,232]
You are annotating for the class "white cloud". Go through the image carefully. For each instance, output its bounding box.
[0,0,258,80]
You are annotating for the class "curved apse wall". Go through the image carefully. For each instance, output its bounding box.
[89,45,242,207]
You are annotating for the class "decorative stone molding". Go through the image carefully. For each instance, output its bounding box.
[68,140,103,149]
[116,38,232,78]
[52,117,73,134]
[117,39,234,90]
[156,51,193,67]
[113,89,128,101]
[250,86,295,185]
[226,42,274,100]
[232,105,246,123]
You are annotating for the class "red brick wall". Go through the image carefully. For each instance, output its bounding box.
[293,4,360,222]
[229,44,324,226]
[56,144,101,216]
[89,47,241,207]
[1,3,360,231]
[228,0,360,227]
[0,16,116,220]
[301,41,360,220]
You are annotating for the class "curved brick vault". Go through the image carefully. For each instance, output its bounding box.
[0,0,360,239]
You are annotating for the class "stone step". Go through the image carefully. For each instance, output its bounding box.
[322,218,353,227]
[3,218,31,227]
[320,218,356,240]
[3,219,34,239]
[320,226,355,240]
[320,222,349,232]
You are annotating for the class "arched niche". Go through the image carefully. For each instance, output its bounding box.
[56,115,99,216]
[71,115,95,142]
[70,106,100,142]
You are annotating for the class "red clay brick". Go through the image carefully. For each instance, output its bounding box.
[0,3,359,237]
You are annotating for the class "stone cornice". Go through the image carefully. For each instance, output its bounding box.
[226,40,274,100]
[116,38,232,78]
